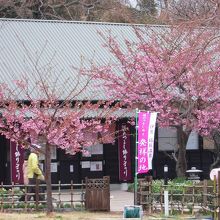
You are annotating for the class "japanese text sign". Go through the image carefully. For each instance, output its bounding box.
[137,112,157,174]
[118,124,132,181]
[10,142,24,184]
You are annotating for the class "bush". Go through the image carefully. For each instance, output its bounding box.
[0,188,8,199]
[0,187,24,199]
[127,183,134,192]
[133,178,196,206]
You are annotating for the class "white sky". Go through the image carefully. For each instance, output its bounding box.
[127,0,163,8]
[128,0,138,7]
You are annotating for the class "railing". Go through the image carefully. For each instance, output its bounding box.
[137,179,219,216]
[0,181,85,212]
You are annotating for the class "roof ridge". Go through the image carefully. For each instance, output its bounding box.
[0,18,169,28]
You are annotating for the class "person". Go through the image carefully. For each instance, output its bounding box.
[19,148,31,201]
[27,144,45,202]
[23,148,31,184]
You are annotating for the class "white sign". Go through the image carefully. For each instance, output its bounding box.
[70,165,74,173]
[81,161,90,169]
[51,162,57,173]
[90,161,102,171]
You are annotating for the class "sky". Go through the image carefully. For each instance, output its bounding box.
[126,0,163,13]
[127,0,163,9]
[128,0,138,7]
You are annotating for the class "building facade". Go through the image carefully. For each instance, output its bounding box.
[0,124,214,184]
[0,19,215,184]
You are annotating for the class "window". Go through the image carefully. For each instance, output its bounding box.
[158,127,177,151]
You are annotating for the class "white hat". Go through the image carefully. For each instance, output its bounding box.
[31,144,41,150]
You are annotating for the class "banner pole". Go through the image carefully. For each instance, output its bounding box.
[134,108,139,205]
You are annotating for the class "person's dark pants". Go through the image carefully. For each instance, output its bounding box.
[19,186,28,202]
[27,178,45,202]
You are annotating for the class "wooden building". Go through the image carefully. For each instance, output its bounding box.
[0,127,214,184]
[0,19,215,184]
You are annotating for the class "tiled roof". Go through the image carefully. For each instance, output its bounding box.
[0,19,165,100]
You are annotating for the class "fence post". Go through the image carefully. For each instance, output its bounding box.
[164,165,169,217]
[24,185,27,212]
[181,185,185,214]
[81,179,84,210]
[12,182,14,209]
[35,179,39,210]
[58,180,61,209]
[70,180,73,209]
[203,180,207,208]
[160,186,163,214]
[149,181,152,214]
[1,182,3,212]
[218,171,220,220]
[214,175,217,220]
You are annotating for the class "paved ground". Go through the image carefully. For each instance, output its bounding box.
[110,184,134,212]
[52,184,134,212]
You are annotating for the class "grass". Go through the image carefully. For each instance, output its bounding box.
[0,211,122,220]
[0,211,207,220]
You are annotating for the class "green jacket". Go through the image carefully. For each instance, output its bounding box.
[27,152,43,179]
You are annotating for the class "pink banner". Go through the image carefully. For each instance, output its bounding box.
[137,112,157,174]
[10,142,24,184]
[118,123,132,181]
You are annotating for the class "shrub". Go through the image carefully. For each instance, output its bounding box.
[127,183,134,192]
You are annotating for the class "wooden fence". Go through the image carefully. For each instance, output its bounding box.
[0,180,85,211]
[0,176,110,212]
[137,178,220,217]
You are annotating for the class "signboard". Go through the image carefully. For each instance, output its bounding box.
[90,161,103,171]
[118,124,132,181]
[137,112,157,174]
[10,142,24,184]
[81,161,91,169]
[51,162,57,173]
[70,165,74,173]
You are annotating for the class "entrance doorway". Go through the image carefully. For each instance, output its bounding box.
[0,135,7,183]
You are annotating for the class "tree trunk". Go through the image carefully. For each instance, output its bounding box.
[159,0,170,21]
[176,126,189,177]
[45,143,53,214]
[210,130,220,170]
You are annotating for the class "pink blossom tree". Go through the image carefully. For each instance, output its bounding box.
[0,72,119,214]
[85,25,220,177]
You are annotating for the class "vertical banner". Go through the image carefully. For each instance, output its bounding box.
[118,123,132,181]
[10,142,24,184]
[137,112,157,174]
